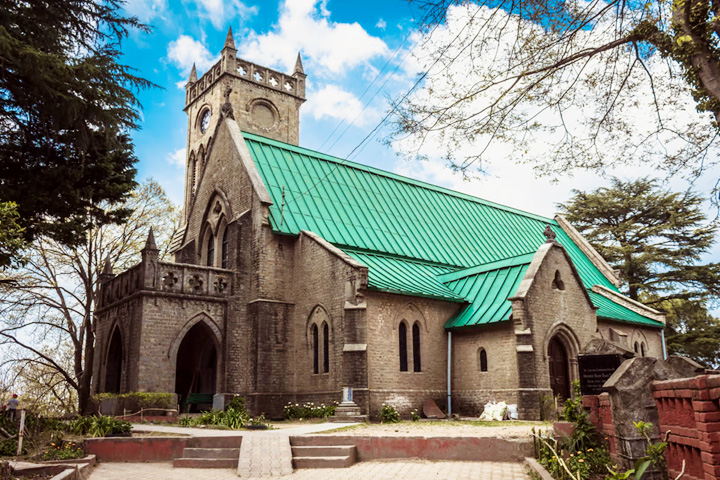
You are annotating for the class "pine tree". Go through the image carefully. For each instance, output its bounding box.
[0,0,156,248]
[558,177,720,305]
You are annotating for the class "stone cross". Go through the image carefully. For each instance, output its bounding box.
[543,224,556,243]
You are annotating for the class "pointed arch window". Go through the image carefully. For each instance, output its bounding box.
[634,341,639,354]
[206,231,214,267]
[640,342,646,357]
[312,324,319,374]
[399,322,408,372]
[221,225,229,268]
[478,348,488,372]
[323,322,329,374]
[412,322,421,372]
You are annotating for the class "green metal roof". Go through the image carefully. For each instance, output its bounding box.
[344,250,464,302]
[442,257,531,328]
[589,291,664,328]
[242,132,660,328]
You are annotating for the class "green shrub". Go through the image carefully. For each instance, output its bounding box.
[379,404,400,424]
[179,396,249,430]
[42,441,84,461]
[282,402,337,420]
[0,440,18,457]
[67,416,131,437]
[411,409,420,422]
[91,392,176,410]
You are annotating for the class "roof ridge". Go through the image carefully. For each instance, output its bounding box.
[242,131,556,224]
[340,246,464,270]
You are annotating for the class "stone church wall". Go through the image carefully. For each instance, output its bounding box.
[365,291,460,419]
[596,320,664,359]
[512,244,599,419]
[451,322,519,416]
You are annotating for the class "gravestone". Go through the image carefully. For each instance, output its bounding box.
[578,354,623,395]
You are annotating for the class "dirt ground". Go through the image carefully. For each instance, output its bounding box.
[318,420,551,438]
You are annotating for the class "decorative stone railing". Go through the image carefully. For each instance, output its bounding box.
[100,260,232,307]
[185,56,304,107]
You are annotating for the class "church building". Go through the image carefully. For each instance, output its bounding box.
[91,29,666,419]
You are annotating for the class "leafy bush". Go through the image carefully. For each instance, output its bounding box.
[0,440,18,457]
[42,440,84,461]
[179,396,249,430]
[91,392,176,410]
[379,404,400,424]
[411,409,420,421]
[282,402,337,420]
[67,416,131,437]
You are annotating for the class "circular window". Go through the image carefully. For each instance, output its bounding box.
[200,109,211,133]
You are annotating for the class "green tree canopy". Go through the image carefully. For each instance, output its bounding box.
[0,0,155,247]
[558,177,720,304]
[661,298,720,368]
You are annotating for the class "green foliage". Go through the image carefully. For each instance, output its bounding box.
[663,298,720,368]
[67,415,131,437]
[0,440,19,457]
[42,440,84,461]
[282,402,337,420]
[411,409,421,421]
[92,392,176,410]
[180,396,250,430]
[379,404,400,424]
[0,0,158,247]
[559,178,720,305]
[0,202,24,269]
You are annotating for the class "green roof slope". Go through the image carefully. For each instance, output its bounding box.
[588,291,664,327]
[243,132,659,328]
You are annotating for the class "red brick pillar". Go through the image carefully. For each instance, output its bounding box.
[652,375,720,480]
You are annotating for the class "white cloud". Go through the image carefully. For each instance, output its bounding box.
[376,18,387,30]
[190,0,258,29]
[166,148,186,168]
[123,0,167,22]
[167,35,219,81]
[304,84,380,127]
[239,0,389,75]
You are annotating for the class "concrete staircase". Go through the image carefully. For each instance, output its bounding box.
[290,437,357,468]
[173,436,242,469]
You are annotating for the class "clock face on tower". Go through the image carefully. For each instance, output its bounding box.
[200,110,211,133]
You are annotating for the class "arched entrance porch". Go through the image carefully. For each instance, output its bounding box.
[548,336,570,400]
[174,321,218,411]
[104,328,123,393]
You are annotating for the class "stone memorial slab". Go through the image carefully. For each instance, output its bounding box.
[422,398,445,419]
[578,354,622,395]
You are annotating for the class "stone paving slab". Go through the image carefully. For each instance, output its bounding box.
[88,460,530,479]
[237,434,293,477]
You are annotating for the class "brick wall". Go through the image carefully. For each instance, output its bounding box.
[583,394,618,458]
[451,323,519,416]
[651,375,720,480]
[365,291,460,418]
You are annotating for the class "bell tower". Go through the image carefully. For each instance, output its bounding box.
[182,26,307,214]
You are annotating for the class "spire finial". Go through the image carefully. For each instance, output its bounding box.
[224,26,235,50]
[144,227,158,251]
[293,52,304,75]
[543,224,557,243]
[188,63,197,83]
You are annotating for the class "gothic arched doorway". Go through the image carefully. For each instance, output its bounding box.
[548,336,570,400]
[175,322,217,411]
[105,328,123,393]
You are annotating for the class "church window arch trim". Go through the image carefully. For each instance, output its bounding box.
[478,347,488,372]
[306,305,332,375]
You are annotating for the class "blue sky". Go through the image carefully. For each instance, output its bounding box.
[119,0,720,294]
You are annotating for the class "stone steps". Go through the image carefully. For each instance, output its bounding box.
[182,447,240,459]
[173,437,243,468]
[173,457,238,469]
[291,444,356,469]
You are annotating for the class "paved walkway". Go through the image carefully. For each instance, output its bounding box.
[131,422,355,436]
[88,460,530,479]
[237,434,293,477]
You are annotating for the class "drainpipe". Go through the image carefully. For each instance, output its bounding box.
[661,328,667,360]
[447,331,452,416]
